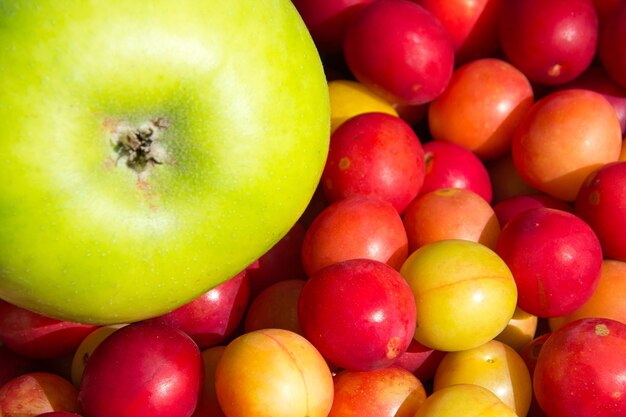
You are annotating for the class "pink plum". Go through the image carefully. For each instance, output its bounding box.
[493,194,573,228]
[575,161,626,261]
[391,339,447,383]
[534,318,626,417]
[78,321,203,417]
[0,300,97,359]
[321,112,425,214]
[499,0,599,85]
[144,270,250,348]
[292,0,373,54]
[244,221,307,298]
[598,2,626,88]
[301,195,409,276]
[343,0,455,105]
[416,0,504,65]
[0,372,80,416]
[298,258,416,371]
[0,344,37,387]
[496,207,603,317]
[420,141,492,203]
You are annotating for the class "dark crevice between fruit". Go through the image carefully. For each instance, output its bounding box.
[110,117,170,175]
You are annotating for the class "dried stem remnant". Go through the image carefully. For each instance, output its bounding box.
[110,117,170,174]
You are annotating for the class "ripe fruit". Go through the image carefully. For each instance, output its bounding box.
[0,0,330,324]
[343,0,455,105]
[391,340,446,383]
[575,161,626,261]
[327,79,398,133]
[244,221,307,298]
[416,0,504,65]
[78,322,203,417]
[400,239,517,352]
[70,325,123,387]
[433,339,532,416]
[144,271,250,348]
[329,367,427,417]
[298,258,416,370]
[598,2,626,88]
[557,65,626,134]
[0,345,36,387]
[301,195,409,276]
[419,141,493,203]
[534,318,626,417]
[192,346,227,417]
[321,112,425,213]
[499,0,599,85]
[493,194,573,228]
[292,0,374,54]
[3,1,626,414]
[214,328,334,417]
[549,260,626,331]
[0,300,97,359]
[512,89,622,201]
[243,279,306,335]
[415,384,518,417]
[495,307,539,352]
[496,207,603,317]
[428,58,534,161]
[0,372,80,416]
[402,188,501,252]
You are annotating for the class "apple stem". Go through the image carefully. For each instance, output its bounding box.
[110,117,170,174]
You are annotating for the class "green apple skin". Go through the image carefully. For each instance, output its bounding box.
[0,1,330,324]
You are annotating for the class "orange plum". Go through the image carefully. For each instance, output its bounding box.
[215,328,334,417]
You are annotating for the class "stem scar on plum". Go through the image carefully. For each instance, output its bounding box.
[108,117,171,177]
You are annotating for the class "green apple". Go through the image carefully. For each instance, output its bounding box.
[0,1,329,324]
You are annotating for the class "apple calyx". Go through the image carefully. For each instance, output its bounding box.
[110,117,170,174]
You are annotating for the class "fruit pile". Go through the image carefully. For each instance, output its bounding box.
[2,0,626,416]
